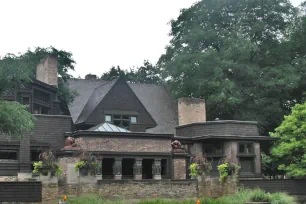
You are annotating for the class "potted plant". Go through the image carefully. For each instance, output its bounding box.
[217,159,240,183]
[189,155,212,180]
[32,150,63,177]
[74,150,99,176]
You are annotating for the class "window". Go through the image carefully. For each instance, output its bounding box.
[105,115,112,122]
[203,143,223,155]
[105,114,138,129]
[131,116,137,124]
[238,143,254,154]
[0,150,17,160]
[33,104,50,114]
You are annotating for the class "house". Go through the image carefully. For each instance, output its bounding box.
[0,56,276,182]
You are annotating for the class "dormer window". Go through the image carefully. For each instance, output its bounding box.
[105,115,112,122]
[104,113,138,129]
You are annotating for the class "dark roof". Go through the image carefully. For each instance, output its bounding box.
[128,83,178,134]
[67,79,178,134]
[67,79,115,123]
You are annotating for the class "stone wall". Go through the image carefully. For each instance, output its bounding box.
[198,175,238,198]
[173,159,186,180]
[76,137,171,152]
[178,98,206,126]
[62,180,198,199]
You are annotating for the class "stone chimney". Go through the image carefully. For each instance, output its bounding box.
[178,97,206,126]
[36,55,58,87]
[85,74,97,80]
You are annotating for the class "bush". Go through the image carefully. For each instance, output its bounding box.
[250,189,272,202]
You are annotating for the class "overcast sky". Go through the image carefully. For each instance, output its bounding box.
[0,0,304,78]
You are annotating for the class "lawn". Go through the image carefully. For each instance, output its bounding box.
[60,189,296,204]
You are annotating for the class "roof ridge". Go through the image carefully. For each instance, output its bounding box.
[75,79,118,124]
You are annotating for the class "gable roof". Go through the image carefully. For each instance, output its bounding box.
[67,78,178,134]
[67,79,113,123]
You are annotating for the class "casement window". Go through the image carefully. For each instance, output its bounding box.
[105,114,138,129]
[203,143,223,155]
[238,143,254,154]
[0,150,18,160]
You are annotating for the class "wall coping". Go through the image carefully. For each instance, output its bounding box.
[176,120,258,129]
[98,179,197,185]
[33,114,72,119]
[174,135,277,141]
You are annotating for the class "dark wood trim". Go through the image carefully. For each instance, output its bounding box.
[72,130,173,139]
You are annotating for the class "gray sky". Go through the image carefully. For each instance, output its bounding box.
[0,0,304,78]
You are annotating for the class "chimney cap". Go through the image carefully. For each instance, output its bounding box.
[85,74,98,80]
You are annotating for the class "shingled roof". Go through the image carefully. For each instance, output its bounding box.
[67,78,178,134]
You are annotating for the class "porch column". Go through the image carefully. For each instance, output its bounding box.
[96,158,102,180]
[113,158,122,180]
[152,159,161,180]
[18,134,32,181]
[133,159,142,180]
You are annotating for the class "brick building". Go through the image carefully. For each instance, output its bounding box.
[0,56,276,181]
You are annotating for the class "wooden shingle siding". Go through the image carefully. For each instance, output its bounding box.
[240,179,306,195]
[0,182,42,202]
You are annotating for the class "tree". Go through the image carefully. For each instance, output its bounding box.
[2,47,77,114]
[101,61,162,84]
[0,55,35,137]
[158,0,306,134]
[0,46,77,137]
[270,102,306,177]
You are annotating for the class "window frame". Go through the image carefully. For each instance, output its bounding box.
[238,142,255,155]
[0,150,19,161]
[104,113,138,129]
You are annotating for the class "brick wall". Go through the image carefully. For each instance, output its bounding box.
[36,55,58,87]
[173,159,186,180]
[178,98,206,126]
[76,137,171,152]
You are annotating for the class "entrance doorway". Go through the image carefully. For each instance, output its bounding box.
[122,158,134,179]
[102,158,114,179]
[142,159,154,179]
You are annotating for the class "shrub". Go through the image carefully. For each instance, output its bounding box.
[250,189,272,202]
[189,163,198,177]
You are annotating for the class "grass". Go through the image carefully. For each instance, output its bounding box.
[63,189,296,204]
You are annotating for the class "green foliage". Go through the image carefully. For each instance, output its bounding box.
[32,150,62,176]
[74,160,99,173]
[218,163,229,183]
[67,194,123,204]
[101,60,163,84]
[1,47,77,114]
[270,102,306,177]
[158,0,306,135]
[65,189,296,204]
[189,163,198,177]
[0,101,35,138]
[217,162,240,183]
[250,189,271,202]
[74,161,88,172]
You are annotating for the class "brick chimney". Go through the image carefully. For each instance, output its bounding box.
[85,74,97,80]
[36,55,58,87]
[178,97,206,126]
